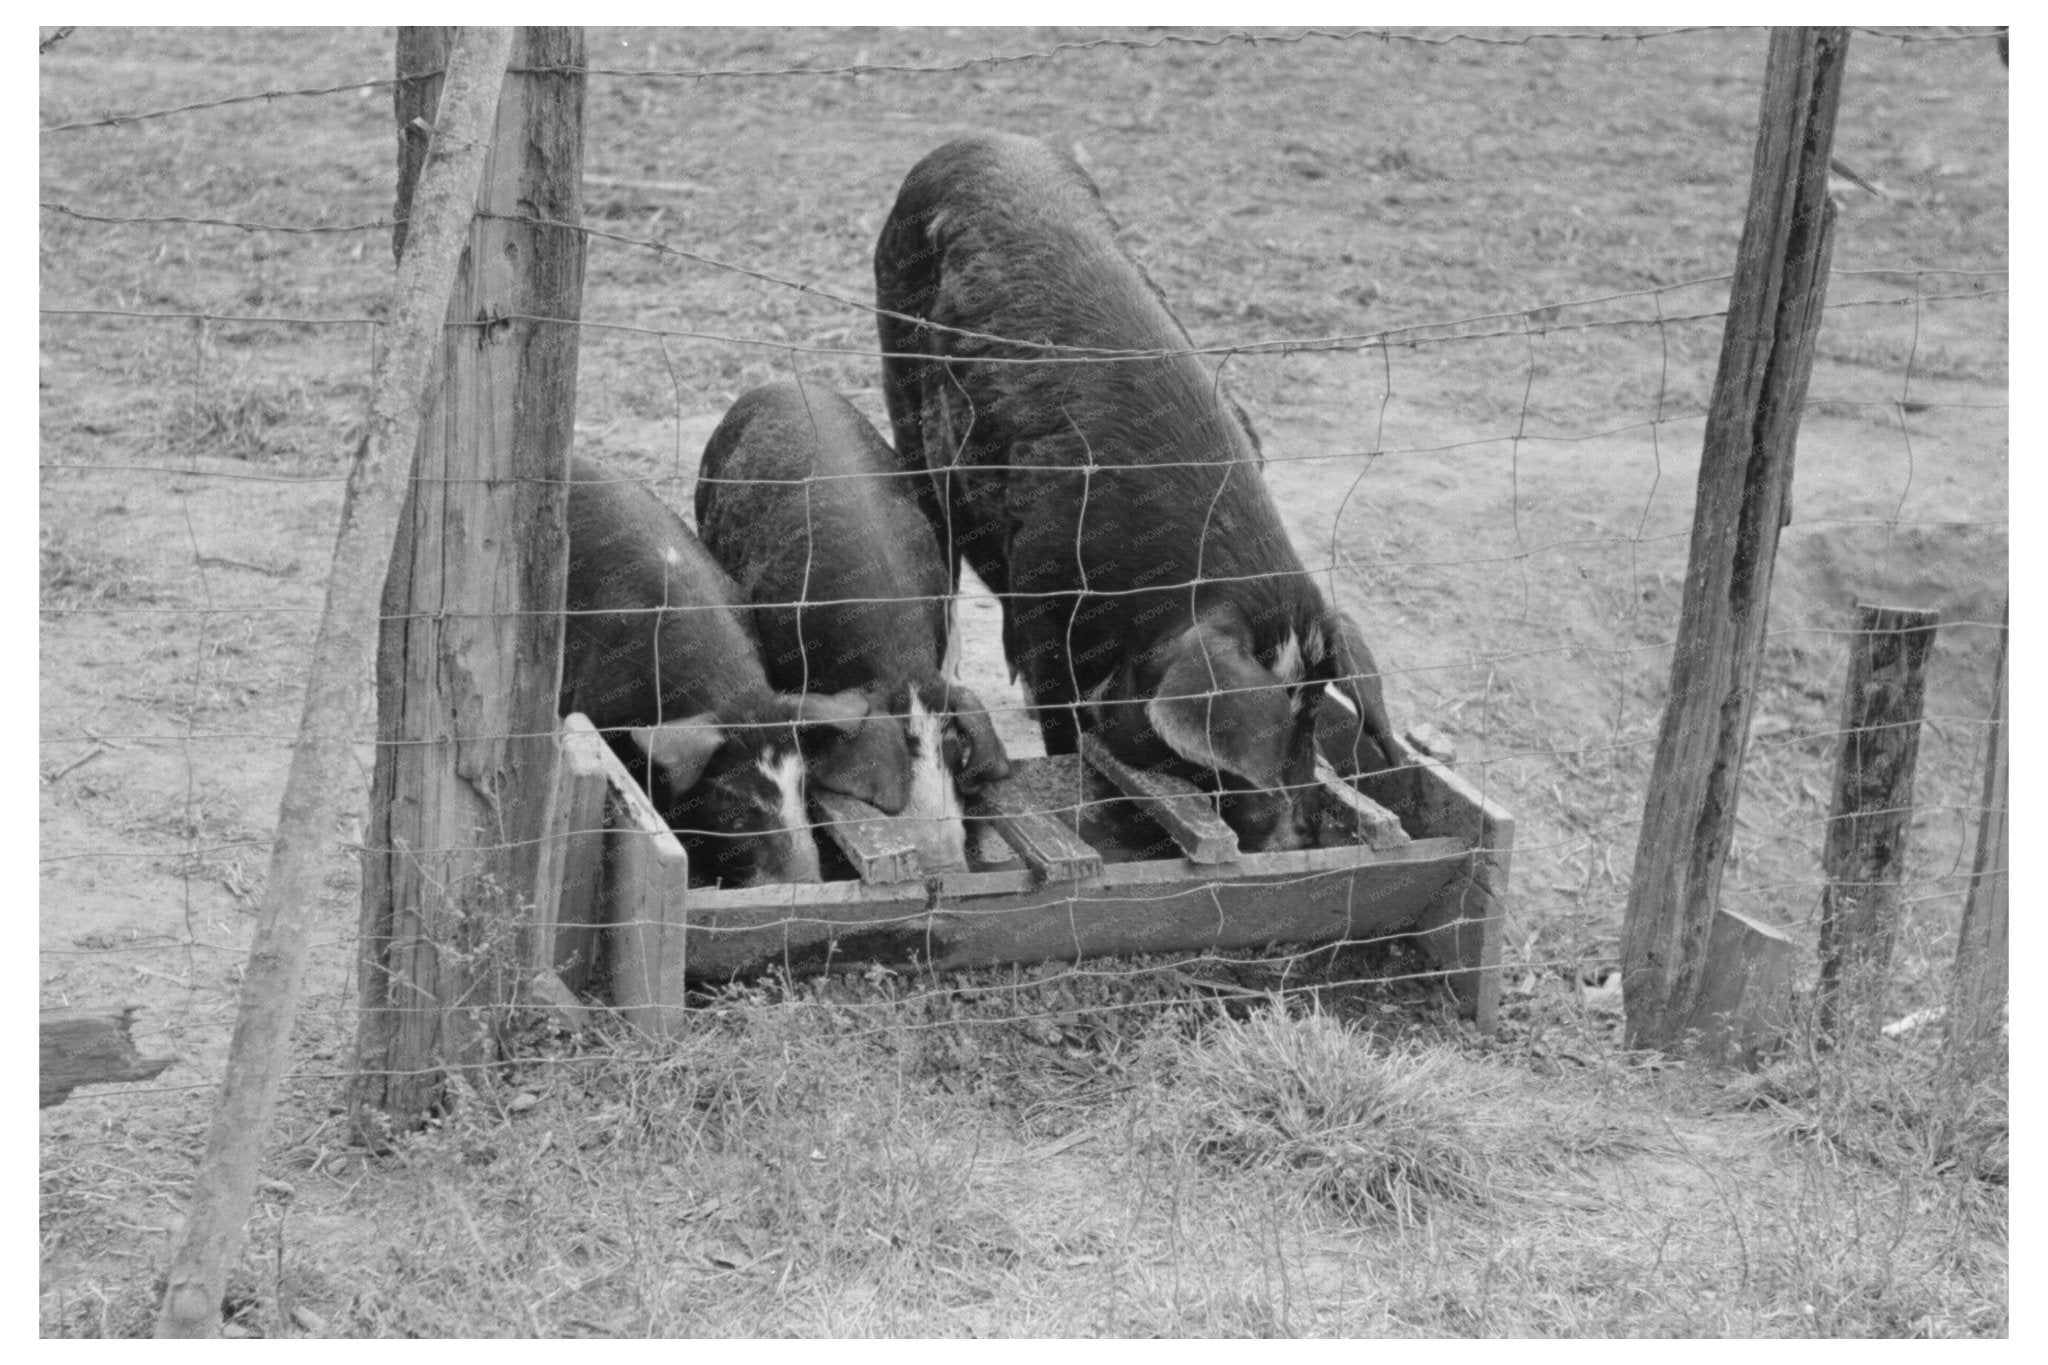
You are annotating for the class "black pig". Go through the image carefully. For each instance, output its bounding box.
[696,383,1010,871]
[875,132,1394,850]
[561,456,885,887]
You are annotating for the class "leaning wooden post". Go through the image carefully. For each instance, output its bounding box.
[1945,601,2007,1078]
[154,27,514,1339]
[352,26,586,1129]
[1622,27,1849,1062]
[1815,603,1939,1041]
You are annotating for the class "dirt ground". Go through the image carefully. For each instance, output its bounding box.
[38,27,2006,1337]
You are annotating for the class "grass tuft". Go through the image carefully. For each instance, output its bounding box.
[1148,1004,1487,1226]
[40,524,158,605]
[168,376,313,462]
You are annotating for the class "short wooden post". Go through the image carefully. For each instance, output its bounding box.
[1945,603,2007,1077]
[154,28,515,1340]
[1815,604,1938,1040]
[352,26,586,1127]
[1622,28,1849,1062]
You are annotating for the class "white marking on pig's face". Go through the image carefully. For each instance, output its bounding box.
[664,546,682,567]
[1271,630,1305,688]
[1304,621,1328,668]
[1323,681,1362,718]
[1271,629,1320,717]
[902,691,969,872]
[750,747,819,886]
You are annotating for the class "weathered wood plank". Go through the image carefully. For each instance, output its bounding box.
[529,713,611,992]
[356,24,587,1121]
[970,779,1106,884]
[1671,908,1796,1069]
[1078,733,1239,864]
[42,1007,174,1108]
[1381,734,1511,1031]
[680,837,1471,980]
[1622,28,1847,1059]
[587,725,691,1035]
[522,969,590,1033]
[1314,757,1408,851]
[812,790,925,884]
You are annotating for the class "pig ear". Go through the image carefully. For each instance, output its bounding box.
[939,682,1011,792]
[806,716,912,815]
[1316,611,1398,775]
[1144,621,1291,789]
[629,715,726,792]
[790,687,871,737]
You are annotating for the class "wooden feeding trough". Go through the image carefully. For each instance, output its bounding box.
[531,712,1509,1034]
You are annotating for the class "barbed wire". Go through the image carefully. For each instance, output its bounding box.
[40,306,381,327]
[40,26,2005,138]
[39,74,399,135]
[32,691,2005,762]
[535,28,1731,84]
[36,518,2013,615]
[34,188,2025,307]
[34,30,1724,136]
[40,202,396,236]
[40,192,2008,365]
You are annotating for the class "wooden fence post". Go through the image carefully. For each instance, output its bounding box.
[351,26,585,1128]
[154,26,515,1339]
[1816,603,1939,1040]
[1945,602,2007,1077]
[1622,27,1849,1061]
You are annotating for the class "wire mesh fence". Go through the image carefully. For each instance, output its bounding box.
[39,25,2006,1116]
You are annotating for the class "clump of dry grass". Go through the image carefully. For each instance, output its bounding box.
[1723,1027,2009,1191]
[1144,1004,1488,1226]
[40,524,157,605]
[167,376,313,462]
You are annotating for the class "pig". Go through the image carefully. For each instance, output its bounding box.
[875,132,1395,851]
[695,383,1010,871]
[560,455,893,887]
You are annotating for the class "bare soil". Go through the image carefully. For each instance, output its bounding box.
[39,26,2006,1337]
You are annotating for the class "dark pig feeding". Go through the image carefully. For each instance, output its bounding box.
[696,384,1011,872]
[560,456,891,887]
[876,132,1396,851]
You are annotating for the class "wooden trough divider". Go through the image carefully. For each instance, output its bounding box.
[811,790,926,884]
[1314,755,1410,852]
[968,780,1106,885]
[1076,732,1240,864]
[539,717,1507,1034]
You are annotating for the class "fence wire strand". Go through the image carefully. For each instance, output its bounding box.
[40,25,2004,136]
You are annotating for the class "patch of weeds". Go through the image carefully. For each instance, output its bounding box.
[1147,1003,1487,1226]
[38,1279,160,1340]
[1726,1032,2009,1188]
[126,791,251,846]
[168,375,313,462]
[169,848,263,908]
[40,525,158,606]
